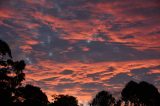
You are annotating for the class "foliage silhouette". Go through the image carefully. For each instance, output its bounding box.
[114,100,122,106]
[16,84,49,106]
[90,90,115,106]
[49,94,79,106]
[138,81,160,106]
[0,39,12,58]
[0,39,48,106]
[121,81,139,106]
[0,40,26,105]
[121,81,160,106]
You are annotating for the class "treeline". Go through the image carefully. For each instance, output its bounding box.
[0,39,160,106]
[89,81,160,106]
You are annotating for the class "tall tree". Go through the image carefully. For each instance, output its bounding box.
[90,90,115,106]
[137,81,160,106]
[0,39,25,105]
[121,81,160,106]
[0,39,49,106]
[121,81,139,106]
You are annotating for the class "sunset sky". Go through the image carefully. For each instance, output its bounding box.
[0,0,160,105]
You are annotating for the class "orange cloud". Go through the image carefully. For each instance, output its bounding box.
[0,0,160,104]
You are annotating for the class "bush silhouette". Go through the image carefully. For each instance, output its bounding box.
[16,84,49,106]
[49,94,79,106]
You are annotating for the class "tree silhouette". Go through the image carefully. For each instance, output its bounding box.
[0,39,12,58]
[114,100,122,106]
[121,81,139,106]
[90,90,115,106]
[121,81,160,106]
[49,94,79,106]
[0,39,26,105]
[137,81,160,106]
[0,39,48,106]
[16,84,49,106]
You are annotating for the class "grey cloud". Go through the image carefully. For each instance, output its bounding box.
[60,70,74,75]
[80,82,105,90]
[121,35,135,39]
[124,7,160,17]
[40,77,58,82]
[60,78,73,82]
[130,66,160,84]
[87,72,101,80]
[54,83,77,92]
[107,73,134,84]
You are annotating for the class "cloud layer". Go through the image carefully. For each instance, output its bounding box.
[0,0,160,104]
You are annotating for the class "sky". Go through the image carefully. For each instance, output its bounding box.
[0,0,160,105]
